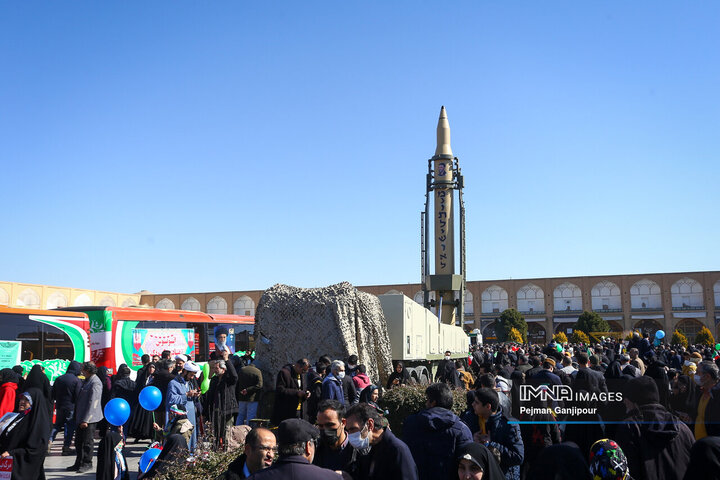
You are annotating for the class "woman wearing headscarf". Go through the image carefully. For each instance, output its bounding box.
[589,438,634,480]
[358,385,384,415]
[455,441,504,479]
[97,430,129,480]
[110,364,136,440]
[23,365,51,402]
[670,374,699,428]
[0,369,20,418]
[0,388,52,479]
[682,436,720,480]
[97,366,113,437]
[386,362,411,389]
[129,363,156,442]
[601,361,633,439]
[138,433,188,479]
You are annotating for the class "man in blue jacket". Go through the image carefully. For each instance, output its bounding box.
[472,388,524,480]
[321,360,345,404]
[402,383,473,480]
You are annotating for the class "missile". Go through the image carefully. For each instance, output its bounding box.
[435,106,453,158]
[432,106,456,324]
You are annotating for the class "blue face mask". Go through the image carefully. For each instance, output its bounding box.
[348,424,371,454]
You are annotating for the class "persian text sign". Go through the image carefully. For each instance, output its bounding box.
[131,328,195,366]
[0,342,21,370]
[0,456,12,479]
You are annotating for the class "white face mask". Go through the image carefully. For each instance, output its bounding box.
[694,375,703,386]
[336,371,346,380]
[348,424,371,453]
[445,355,451,360]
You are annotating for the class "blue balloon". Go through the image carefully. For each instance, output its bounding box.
[139,386,162,411]
[139,447,162,473]
[656,330,665,339]
[104,398,131,427]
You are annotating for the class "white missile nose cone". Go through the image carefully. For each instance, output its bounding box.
[435,106,453,157]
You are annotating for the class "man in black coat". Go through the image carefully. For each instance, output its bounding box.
[573,352,608,395]
[616,376,694,480]
[247,419,340,480]
[346,403,418,480]
[271,359,310,425]
[313,400,358,478]
[206,355,238,446]
[51,360,83,455]
[402,383,472,480]
[223,427,277,479]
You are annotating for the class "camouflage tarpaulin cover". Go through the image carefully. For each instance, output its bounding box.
[254,282,392,388]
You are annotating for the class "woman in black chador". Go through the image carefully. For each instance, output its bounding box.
[0,388,52,479]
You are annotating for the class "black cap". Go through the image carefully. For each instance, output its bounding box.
[277,418,319,446]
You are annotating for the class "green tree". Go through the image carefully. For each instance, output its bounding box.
[574,310,610,335]
[553,332,568,344]
[496,309,527,343]
[695,326,715,347]
[671,329,688,348]
[571,330,590,344]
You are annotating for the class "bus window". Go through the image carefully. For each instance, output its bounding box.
[43,325,74,361]
[233,324,254,352]
[0,315,75,362]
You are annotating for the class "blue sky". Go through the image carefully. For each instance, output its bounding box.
[1,2,718,294]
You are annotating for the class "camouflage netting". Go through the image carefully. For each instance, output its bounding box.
[254,282,392,388]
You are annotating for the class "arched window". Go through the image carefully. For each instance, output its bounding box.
[675,319,704,340]
[17,288,41,308]
[156,298,175,309]
[413,291,424,305]
[517,284,544,313]
[122,298,137,307]
[464,291,474,315]
[181,297,201,311]
[715,280,720,308]
[234,296,256,316]
[553,282,582,312]
[591,281,621,311]
[73,293,93,306]
[633,319,662,337]
[527,323,546,343]
[206,296,228,314]
[630,279,662,309]
[482,286,508,314]
[98,296,115,307]
[482,322,498,342]
[0,288,9,306]
[46,292,68,309]
[385,289,402,295]
[671,277,704,309]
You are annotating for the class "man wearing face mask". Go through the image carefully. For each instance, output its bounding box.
[322,360,346,403]
[313,400,358,478]
[247,418,340,479]
[345,403,418,480]
[694,360,720,439]
[435,350,457,385]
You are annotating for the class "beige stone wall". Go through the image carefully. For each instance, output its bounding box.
[139,271,720,343]
[0,281,140,309]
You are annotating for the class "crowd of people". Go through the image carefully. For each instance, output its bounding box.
[223,332,720,480]
[0,329,719,479]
